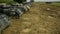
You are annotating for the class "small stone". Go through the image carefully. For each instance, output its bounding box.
[46,8,51,11]
[48,16,54,18]
[22,29,31,33]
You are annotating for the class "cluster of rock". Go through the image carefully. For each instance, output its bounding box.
[0,2,32,34]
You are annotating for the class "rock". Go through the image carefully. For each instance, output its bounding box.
[22,29,31,33]
[46,8,51,11]
[0,14,9,30]
[0,14,9,34]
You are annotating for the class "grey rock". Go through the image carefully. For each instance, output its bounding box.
[0,14,9,30]
[0,14,9,34]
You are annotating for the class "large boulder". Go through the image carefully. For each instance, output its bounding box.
[0,14,9,34]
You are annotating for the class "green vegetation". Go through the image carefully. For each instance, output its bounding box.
[0,0,60,6]
[52,2,60,6]
[0,0,15,4]
[0,0,27,4]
